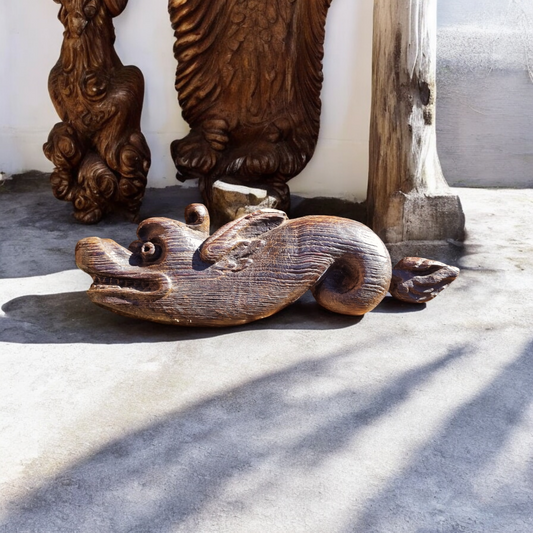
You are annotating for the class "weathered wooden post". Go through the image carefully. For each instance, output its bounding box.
[367,0,465,246]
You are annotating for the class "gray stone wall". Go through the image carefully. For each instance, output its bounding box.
[437,0,533,188]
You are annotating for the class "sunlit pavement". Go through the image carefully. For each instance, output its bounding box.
[1,174,532,533]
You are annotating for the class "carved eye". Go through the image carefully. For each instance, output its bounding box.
[84,1,97,18]
[141,242,161,262]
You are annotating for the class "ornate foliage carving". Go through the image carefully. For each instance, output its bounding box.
[168,0,333,215]
[44,0,150,224]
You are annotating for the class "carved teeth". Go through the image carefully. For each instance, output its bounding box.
[92,275,156,292]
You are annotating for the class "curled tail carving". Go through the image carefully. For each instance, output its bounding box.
[305,219,392,316]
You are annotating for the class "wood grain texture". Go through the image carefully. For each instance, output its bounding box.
[75,204,392,326]
[43,0,150,224]
[389,257,459,304]
[168,0,333,217]
[367,0,464,243]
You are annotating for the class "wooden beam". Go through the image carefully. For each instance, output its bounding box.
[367,0,465,243]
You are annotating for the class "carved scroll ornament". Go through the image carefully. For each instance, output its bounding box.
[44,0,151,224]
[168,0,333,222]
[76,206,460,327]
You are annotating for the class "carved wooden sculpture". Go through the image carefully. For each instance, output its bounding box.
[76,206,460,326]
[168,0,333,225]
[76,204,392,326]
[44,0,150,224]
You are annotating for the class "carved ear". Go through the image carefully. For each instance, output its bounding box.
[200,209,288,266]
[103,0,128,17]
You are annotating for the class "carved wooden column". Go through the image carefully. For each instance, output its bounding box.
[168,0,333,226]
[44,0,150,224]
[367,0,465,244]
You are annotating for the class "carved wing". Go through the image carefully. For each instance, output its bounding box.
[293,0,334,139]
[199,209,288,271]
[169,0,332,126]
[169,0,238,125]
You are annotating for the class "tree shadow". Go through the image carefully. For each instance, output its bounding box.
[344,339,533,533]
[0,345,470,532]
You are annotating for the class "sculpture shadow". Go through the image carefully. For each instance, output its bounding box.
[0,343,472,532]
[0,290,361,345]
[0,174,380,280]
[372,296,427,314]
[0,175,202,279]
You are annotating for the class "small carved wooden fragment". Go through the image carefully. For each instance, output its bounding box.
[76,204,393,326]
[168,0,333,223]
[389,257,460,304]
[44,0,150,224]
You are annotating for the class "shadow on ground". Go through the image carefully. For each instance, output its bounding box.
[0,342,496,533]
[0,289,433,344]
[0,291,363,344]
[0,173,203,279]
[0,174,367,279]
[343,339,533,533]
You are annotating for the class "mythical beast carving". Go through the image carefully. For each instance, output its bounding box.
[168,0,333,223]
[76,205,394,326]
[44,0,150,224]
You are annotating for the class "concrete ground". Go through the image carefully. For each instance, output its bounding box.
[1,174,532,533]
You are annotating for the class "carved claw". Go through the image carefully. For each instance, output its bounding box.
[242,143,280,177]
[202,119,230,152]
[171,133,219,182]
[389,257,460,304]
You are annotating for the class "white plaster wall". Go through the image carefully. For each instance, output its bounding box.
[437,0,533,188]
[0,0,373,200]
